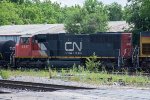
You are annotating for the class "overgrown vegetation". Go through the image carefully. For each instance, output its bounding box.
[59,70,150,86]
[0,55,149,87]
[85,53,101,72]
[0,68,149,87]
[0,70,9,79]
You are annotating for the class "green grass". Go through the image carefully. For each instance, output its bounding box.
[0,69,50,78]
[0,69,149,87]
[62,70,150,86]
[0,70,9,79]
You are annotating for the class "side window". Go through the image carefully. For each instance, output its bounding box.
[32,39,38,44]
[20,37,29,44]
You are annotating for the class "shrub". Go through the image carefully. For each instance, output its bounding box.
[0,70,9,79]
[85,53,101,72]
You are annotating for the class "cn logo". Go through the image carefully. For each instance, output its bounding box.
[65,42,82,52]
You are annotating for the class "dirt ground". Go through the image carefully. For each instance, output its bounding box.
[0,86,150,100]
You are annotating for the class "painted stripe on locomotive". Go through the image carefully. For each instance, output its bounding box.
[15,56,116,59]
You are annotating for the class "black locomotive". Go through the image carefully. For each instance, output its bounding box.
[13,32,132,70]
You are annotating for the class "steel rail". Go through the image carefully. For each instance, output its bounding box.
[0,80,94,92]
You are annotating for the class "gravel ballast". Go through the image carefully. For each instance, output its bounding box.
[0,76,149,100]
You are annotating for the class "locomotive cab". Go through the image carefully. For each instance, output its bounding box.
[15,34,32,58]
[14,34,48,68]
[15,34,48,58]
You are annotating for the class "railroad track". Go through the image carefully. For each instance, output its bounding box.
[0,80,94,92]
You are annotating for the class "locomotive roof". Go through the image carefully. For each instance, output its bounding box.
[96,32,131,34]
[0,21,129,36]
[140,32,150,36]
[20,34,34,37]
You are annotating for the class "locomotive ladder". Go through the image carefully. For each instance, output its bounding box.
[118,49,123,69]
[118,49,127,69]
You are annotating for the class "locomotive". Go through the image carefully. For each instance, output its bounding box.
[14,32,132,70]
[0,32,150,71]
[138,32,150,71]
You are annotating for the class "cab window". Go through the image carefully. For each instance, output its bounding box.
[20,37,30,44]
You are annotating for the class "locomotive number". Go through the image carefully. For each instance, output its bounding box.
[22,45,29,48]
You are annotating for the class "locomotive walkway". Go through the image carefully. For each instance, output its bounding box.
[0,80,94,92]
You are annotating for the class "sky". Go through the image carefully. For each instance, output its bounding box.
[51,0,128,7]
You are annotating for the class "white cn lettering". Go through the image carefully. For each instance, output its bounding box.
[65,42,82,51]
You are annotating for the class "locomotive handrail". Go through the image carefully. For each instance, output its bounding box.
[132,46,140,68]
[132,46,138,62]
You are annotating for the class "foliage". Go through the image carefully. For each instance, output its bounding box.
[124,0,150,46]
[0,1,23,25]
[106,2,123,21]
[0,0,64,25]
[64,6,82,34]
[125,0,150,32]
[8,0,25,4]
[1,0,127,34]
[64,0,108,34]
[0,70,9,79]
[85,53,101,72]
[1,69,150,86]
[0,0,127,35]
[61,69,150,86]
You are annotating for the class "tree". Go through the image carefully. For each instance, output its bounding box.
[8,0,25,4]
[64,0,108,34]
[64,6,83,34]
[125,0,150,31]
[38,1,64,23]
[0,0,64,25]
[106,2,123,21]
[124,0,150,45]
[0,1,23,25]
[82,0,108,33]
[20,4,41,24]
